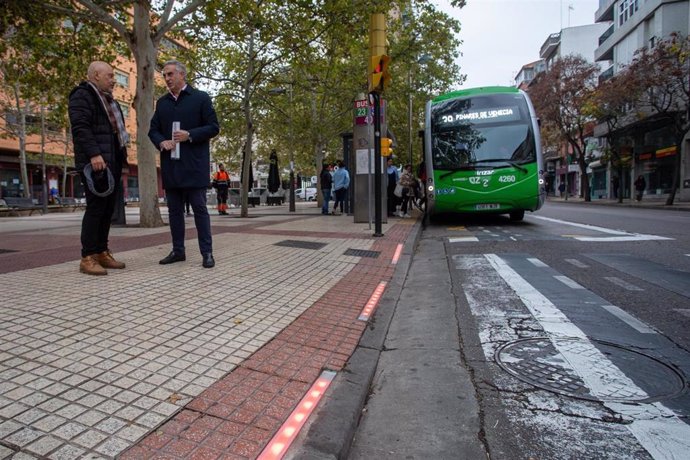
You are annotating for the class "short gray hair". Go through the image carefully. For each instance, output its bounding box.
[162,60,186,76]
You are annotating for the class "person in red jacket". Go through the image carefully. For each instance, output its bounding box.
[212,164,231,215]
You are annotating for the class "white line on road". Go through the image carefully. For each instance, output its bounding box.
[448,236,479,243]
[527,258,548,267]
[532,216,672,241]
[565,258,589,268]
[554,275,585,289]
[601,305,656,334]
[604,276,644,291]
[485,254,690,460]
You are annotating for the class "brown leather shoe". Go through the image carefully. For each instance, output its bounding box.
[97,251,125,269]
[80,255,107,276]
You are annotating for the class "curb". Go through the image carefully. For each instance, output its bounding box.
[286,219,424,459]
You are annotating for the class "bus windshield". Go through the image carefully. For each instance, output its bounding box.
[430,93,535,170]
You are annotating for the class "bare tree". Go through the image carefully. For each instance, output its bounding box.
[530,55,600,201]
[626,32,690,205]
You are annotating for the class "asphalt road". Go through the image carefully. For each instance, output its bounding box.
[348,202,690,460]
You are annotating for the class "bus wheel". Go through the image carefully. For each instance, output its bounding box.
[509,210,525,221]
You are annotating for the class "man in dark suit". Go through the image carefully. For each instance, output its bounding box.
[68,61,128,276]
[149,60,220,268]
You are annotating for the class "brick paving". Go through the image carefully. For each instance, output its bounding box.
[0,204,417,459]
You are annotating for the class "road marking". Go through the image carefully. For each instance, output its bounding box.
[565,258,589,268]
[257,370,336,460]
[533,215,630,234]
[601,305,655,333]
[605,276,644,291]
[448,236,479,243]
[532,216,672,241]
[485,254,690,460]
[554,275,585,289]
[572,235,671,242]
[527,258,548,267]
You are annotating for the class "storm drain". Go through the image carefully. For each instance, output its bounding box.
[274,240,327,250]
[343,248,380,258]
[495,337,686,403]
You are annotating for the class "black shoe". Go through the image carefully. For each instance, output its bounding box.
[159,251,186,264]
[202,253,215,268]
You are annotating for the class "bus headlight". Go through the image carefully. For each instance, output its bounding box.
[427,185,434,192]
[538,178,545,185]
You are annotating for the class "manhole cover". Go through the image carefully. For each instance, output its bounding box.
[274,240,327,250]
[495,337,686,403]
[343,248,380,258]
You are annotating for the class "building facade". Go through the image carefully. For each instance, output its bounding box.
[594,0,690,201]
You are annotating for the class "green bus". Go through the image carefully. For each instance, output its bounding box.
[423,86,545,221]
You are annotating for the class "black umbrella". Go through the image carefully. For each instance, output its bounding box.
[268,150,280,194]
[241,148,254,192]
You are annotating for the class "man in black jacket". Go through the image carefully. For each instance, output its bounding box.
[68,61,128,276]
[149,60,220,268]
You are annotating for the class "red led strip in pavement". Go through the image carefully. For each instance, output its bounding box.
[357,281,387,321]
[257,370,337,460]
[391,243,403,264]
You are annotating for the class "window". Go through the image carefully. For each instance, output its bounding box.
[118,102,129,118]
[115,70,129,88]
[618,0,639,27]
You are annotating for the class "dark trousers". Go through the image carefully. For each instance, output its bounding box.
[166,187,212,255]
[216,187,228,206]
[80,171,121,258]
[387,182,398,214]
[333,188,347,212]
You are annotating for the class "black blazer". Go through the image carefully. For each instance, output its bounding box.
[148,85,220,189]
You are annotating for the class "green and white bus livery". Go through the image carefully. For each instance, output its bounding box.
[423,86,545,221]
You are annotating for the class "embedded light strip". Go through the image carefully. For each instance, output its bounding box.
[358,281,387,321]
[391,243,403,264]
[257,370,337,460]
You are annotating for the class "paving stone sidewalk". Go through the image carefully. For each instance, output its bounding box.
[0,204,417,459]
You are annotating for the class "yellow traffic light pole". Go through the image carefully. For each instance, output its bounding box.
[369,13,389,236]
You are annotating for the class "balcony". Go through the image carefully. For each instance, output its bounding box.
[598,24,614,46]
[598,65,614,84]
[595,0,615,22]
[539,32,561,60]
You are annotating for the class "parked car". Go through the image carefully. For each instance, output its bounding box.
[295,187,317,201]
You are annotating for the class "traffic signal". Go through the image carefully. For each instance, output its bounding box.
[381,137,393,157]
[369,54,391,93]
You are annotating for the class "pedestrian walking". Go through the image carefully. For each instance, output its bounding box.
[558,182,566,198]
[149,60,220,268]
[634,175,646,202]
[386,158,400,216]
[212,163,230,215]
[398,164,417,218]
[332,160,350,215]
[68,60,128,276]
[320,163,333,215]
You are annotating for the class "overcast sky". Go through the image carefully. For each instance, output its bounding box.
[439,0,601,89]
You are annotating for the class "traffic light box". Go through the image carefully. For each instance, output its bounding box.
[381,137,393,157]
[369,54,391,93]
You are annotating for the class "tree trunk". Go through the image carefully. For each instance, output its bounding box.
[665,135,684,205]
[131,3,164,227]
[14,86,31,199]
[240,29,255,219]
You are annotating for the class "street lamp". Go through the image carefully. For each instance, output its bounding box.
[408,54,432,165]
[268,85,295,212]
